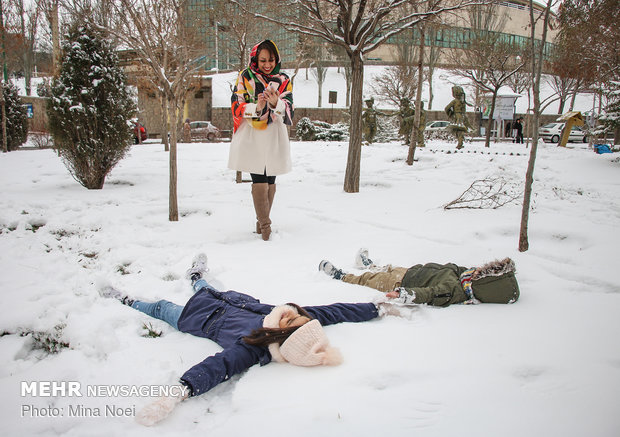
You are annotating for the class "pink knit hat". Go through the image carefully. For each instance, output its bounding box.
[264,305,343,367]
[278,319,343,367]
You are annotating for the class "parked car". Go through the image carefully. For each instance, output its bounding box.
[425,120,451,131]
[132,121,147,144]
[538,122,588,143]
[190,121,220,142]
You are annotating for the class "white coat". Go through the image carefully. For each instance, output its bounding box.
[228,100,292,175]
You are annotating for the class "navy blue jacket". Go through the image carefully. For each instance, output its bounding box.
[177,286,379,396]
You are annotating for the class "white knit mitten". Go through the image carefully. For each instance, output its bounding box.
[376,302,416,319]
[135,385,188,426]
[391,287,416,304]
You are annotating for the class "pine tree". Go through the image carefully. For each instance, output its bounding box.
[48,22,135,189]
[596,81,620,143]
[1,83,28,151]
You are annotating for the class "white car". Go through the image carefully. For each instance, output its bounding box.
[425,120,451,131]
[189,121,220,142]
[538,122,588,143]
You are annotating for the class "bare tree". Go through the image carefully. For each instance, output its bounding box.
[518,0,558,252]
[102,0,205,221]
[425,23,442,110]
[449,3,526,148]
[309,41,328,107]
[16,0,40,96]
[214,2,277,72]
[408,0,447,165]
[40,0,61,74]
[1,0,7,153]
[234,0,478,193]
[370,64,417,107]
[369,30,418,107]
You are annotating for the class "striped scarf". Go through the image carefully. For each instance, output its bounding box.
[459,268,479,304]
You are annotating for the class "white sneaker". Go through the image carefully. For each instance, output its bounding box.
[185,253,209,280]
[354,248,373,269]
[318,260,345,280]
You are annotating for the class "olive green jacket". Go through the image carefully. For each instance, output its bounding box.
[400,261,520,306]
[400,263,469,307]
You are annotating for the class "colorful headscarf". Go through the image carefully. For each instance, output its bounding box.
[231,40,294,132]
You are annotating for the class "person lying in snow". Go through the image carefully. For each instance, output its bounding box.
[100,254,408,426]
[319,249,520,306]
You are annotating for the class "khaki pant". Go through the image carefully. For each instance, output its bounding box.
[343,265,409,293]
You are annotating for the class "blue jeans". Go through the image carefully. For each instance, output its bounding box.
[131,279,215,330]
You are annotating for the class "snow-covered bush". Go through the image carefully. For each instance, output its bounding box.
[595,80,619,143]
[1,83,28,151]
[295,117,316,140]
[48,22,135,189]
[375,115,400,143]
[36,79,52,97]
[295,117,349,141]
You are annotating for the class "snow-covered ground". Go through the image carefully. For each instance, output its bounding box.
[1,137,619,436]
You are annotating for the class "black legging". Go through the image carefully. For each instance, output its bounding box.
[250,172,276,185]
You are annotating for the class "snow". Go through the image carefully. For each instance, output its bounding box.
[1,136,619,436]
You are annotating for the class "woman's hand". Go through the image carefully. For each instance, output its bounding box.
[256,93,268,114]
[264,88,280,108]
[135,384,189,426]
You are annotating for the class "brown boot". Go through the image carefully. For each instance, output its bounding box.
[251,183,271,241]
[256,184,276,234]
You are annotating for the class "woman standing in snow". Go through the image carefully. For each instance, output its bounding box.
[101,254,401,426]
[228,40,294,241]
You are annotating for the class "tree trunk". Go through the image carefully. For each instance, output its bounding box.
[1,85,7,153]
[317,71,323,107]
[484,91,498,148]
[407,23,426,165]
[160,92,169,151]
[345,68,351,107]
[344,53,364,193]
[568,81,579,111]
[519,0,553,252]
[519,111,539,252]
[427,69,434,110]
[167,96,179,221]
[557,97,565,114]
[51,1,60,75]
[18,0,30,96]
[0,0,6,153]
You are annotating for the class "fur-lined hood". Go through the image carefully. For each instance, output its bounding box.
[263,305,297,363]
[472,257,515,280]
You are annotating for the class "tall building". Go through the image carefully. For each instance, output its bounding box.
[187,0,556,70]
[187,0,299,72]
